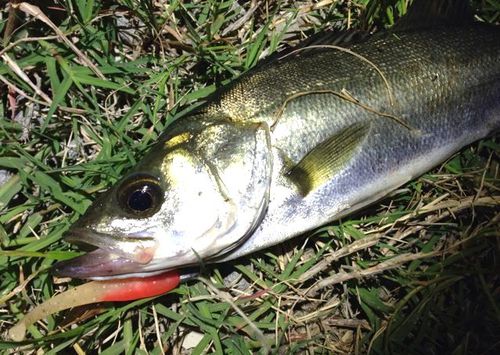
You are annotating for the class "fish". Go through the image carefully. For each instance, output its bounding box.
[54,0,500,280]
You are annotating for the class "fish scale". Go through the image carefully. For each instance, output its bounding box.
[216,24,500,261]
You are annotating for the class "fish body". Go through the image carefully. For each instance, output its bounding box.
[54,3,500,279]
[217,24,500,262]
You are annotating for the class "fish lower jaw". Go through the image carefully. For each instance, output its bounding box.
[52,248,164,280]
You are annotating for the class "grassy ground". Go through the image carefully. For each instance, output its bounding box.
[1,0,499,353]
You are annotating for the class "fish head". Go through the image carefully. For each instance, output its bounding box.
[54,117,272,279]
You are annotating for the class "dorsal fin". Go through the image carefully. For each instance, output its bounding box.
[253,29,370,69]
[395,0,474,31]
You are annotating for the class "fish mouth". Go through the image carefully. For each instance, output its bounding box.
[53,228,159,280]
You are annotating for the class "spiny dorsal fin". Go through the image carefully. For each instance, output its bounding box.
[253,29,370,69]
[287,122,371,196]
[395,0,474,31]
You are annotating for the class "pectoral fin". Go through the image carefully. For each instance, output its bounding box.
[287,122,370,196]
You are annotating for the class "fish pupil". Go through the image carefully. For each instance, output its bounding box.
[128,188,153,212]
[118,173,163,217]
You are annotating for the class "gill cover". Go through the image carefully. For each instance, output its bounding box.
[54,117,272,278]
[153,118,273,263]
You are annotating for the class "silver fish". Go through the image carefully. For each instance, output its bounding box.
[54,0,500,279]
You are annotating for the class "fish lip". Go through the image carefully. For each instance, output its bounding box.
[65,227,150,248]
[64,228,157,263]
[52,248,162,279]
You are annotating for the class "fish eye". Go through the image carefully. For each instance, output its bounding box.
[117,173,163,217]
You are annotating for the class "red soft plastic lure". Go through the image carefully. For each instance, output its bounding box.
[100,270,180,302]
[9,270,180,341]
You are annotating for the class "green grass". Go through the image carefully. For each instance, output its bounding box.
[1,0,499,353]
